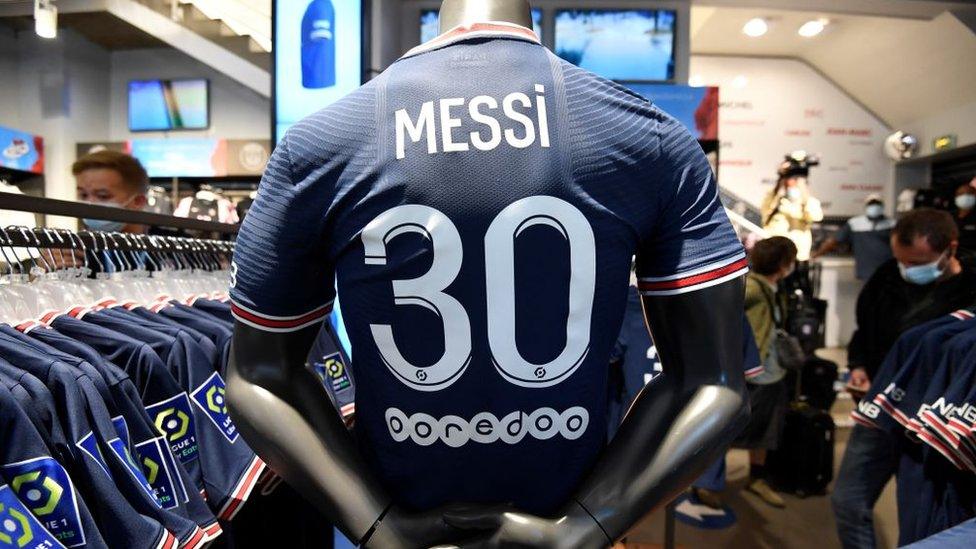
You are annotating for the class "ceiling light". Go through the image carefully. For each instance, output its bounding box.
[688,75,705,88]
[742,18,768,38]
[798,19,828,38]
[34,0,57,39]
[732,75,749,88]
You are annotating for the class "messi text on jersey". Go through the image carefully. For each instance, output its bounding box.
[395,85,551,160]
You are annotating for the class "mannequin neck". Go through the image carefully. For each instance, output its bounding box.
[438,0,532,33]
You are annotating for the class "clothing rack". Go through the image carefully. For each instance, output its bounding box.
[0,226,233,255]
[0,193,240,234]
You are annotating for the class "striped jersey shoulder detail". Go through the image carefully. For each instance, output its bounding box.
[231,300,333,333]
[638,253,749,296]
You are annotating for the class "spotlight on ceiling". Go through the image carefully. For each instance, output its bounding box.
[34,0,58,39]
[742,18,769,38]
[798,18,828,38]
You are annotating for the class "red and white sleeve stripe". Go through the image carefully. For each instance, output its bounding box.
[217,457,266,521]
[744,365,765,380]
[231,300,333,333]
[638,253,749,297]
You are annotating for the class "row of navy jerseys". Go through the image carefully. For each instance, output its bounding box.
[0,294,266,549]
[232,21,747,515]
[851,309,976,545]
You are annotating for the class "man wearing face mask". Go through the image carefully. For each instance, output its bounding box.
[73,150,150,233]
[832,208,976,549]
[812,194,895,281]
[953,180,976,253]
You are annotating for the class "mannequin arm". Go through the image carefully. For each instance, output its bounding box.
[227,323,490,548]
[574,276,749,539]
[450,278,749,548]
[226,323,390,542]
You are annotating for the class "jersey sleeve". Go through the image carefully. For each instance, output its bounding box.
[230,136,336,332]
[635,119,747,296]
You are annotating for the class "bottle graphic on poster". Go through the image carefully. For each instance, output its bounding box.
[302,0,336,89]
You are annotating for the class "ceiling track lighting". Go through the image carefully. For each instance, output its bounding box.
[34,0,58,39]
[798,18,829,38]
[742,18,768,38]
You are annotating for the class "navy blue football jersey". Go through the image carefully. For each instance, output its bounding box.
[0,372,107,549]
[22,324,221,540]
[852,314,963,431]
[74,310,263,521]
[188,298,233,325]
[306,321,356,421]
[231,23,745,513]
[0,332,176,549]
[913,325,976,471]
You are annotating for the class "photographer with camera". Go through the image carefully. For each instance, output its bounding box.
[762,152,824,262]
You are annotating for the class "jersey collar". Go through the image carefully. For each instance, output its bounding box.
[400,20,541,60]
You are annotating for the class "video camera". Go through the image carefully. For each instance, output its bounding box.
[778,150,821,179]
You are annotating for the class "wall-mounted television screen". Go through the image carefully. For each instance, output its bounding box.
[128,79,210,132]
[555,10,676,81]
[420,8,543,44]
[274,0,366,143]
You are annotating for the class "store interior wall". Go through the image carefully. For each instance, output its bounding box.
[691,55,892,218]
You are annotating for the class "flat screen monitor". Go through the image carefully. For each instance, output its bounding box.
[420,8,543,44]
[273,0,366,143]
[555,10,676,81]
[128,79,209,132]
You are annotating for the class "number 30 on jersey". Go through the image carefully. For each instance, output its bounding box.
[362,196,596,392]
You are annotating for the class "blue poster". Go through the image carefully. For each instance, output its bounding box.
[275,0,363,143]
[0,126,43,174]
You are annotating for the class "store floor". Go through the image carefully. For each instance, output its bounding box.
[624,349,900,549]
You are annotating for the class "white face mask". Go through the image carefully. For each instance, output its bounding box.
[786,187,802,201]
[956,194,976,211]
[865,204,884,219]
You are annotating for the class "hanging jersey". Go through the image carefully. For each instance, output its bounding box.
[188,299,233,325]
[0,375,107,549]
[22,325,220,539]
[231,23,745,514]
[0,334,175,549]
[75,310,263,521]
[852,314,963,431]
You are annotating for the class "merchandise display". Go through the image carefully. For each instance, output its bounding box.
[2,0,976,547]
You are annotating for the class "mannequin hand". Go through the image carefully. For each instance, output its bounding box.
[446,504,611,549]
[363,504,502,549]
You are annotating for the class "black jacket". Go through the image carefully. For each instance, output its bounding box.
[848,256,976,380]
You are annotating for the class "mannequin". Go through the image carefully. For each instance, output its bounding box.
[227,1,749,547]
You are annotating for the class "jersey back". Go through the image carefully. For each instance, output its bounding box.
[232,24,745,514]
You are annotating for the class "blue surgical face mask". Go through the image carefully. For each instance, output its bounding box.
[956,194,976,210]
[82,197,133,232]
[865,204,884,219]
[786,187,802,201]
[898,251,947,285]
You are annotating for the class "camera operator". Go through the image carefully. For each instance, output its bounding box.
[832,208,976,549]
[762,152,824,262]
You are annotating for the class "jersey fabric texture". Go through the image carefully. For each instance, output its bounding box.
[231,23,745,514]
